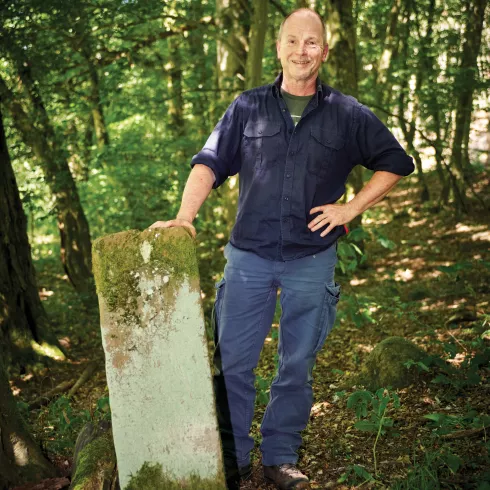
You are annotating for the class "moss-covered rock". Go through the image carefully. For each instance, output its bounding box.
[354,336,429,390]
[125,463,227,490]
[92,227,197,326]
[70,424,116,490]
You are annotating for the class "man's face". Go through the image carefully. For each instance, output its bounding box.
[276,12,328,85]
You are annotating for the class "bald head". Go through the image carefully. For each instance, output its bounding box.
[278,8,327,46]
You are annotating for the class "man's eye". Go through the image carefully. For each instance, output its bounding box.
[288,40,296,44]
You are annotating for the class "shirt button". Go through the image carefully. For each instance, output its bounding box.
[290,151,295,156]
[258,129,263,134]
[286,173,291,178]
[284,196,289,201]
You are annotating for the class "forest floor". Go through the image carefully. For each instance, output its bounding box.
[9,170,490,490]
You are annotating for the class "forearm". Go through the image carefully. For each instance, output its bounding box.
[176,164,216,223]
[345,170,402,218]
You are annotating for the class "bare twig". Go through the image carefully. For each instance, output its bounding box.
[440,426,487,440]
[28,380,76,410]
[68,362,98,398]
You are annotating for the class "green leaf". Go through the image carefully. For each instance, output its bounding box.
[442,452,462,474]
[354,420,378,432]
[424,413,447,424]
[377,236,396,249]
[347,391,373,418]
[353,465,374,481]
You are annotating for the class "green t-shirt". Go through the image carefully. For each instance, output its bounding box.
[281,89,313,126]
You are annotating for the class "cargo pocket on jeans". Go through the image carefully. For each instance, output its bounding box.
[212,278,226,373]
[313,282,341,354]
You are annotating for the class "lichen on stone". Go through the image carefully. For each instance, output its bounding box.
[124,462,227,490]
[92,228,199,325]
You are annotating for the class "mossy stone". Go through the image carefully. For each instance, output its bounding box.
[356,336,428,390]
[70,429,116,490]
[92,227,198,326]
[125,463,227,490]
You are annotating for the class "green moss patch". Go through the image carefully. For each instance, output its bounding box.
[92,228,198,324]
[355,336,429,390]
[70,430,116,490]
[125,462,227,490]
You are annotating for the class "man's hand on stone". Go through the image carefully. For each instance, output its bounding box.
[148,219,196,239]
[308,203,357,237]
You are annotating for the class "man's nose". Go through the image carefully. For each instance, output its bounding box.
[295,41,307,54]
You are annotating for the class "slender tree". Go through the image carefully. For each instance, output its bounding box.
[450,0,487,181]
[0,107,64,356]
[324,0,364,232]
[245,0,269,89]
[0,107,58,488]
[0,65,95,301]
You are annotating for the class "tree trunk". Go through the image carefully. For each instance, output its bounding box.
[216,0,249,96]
[450,0,487,180]
[0,350,55,488]
[324,0,364,233]
[87,58,110,149]
[0,71,95,301]
[374,0,402,122]
[245,0,269,90]
[215,0,250,231]
[0,108,64,360]
[166,36,185,137]
[398,0,432,202]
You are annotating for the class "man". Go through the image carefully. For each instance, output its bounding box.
[150,8,414,490]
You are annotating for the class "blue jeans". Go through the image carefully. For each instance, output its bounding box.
[213,242,340,469]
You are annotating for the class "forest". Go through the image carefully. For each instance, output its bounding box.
[0,0,489,488]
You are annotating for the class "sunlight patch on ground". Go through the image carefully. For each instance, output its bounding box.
[350,278,367,286]
[407,218,427,228]
[420,300,448,311]
[310,401,332,418]
[364,217,390,225]
[447,299,467,309]
[472,230,490,242]
[394,268,414,281]
[357,343,374,353]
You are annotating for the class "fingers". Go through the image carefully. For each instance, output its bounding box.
[308,205,339,237]
[309,206,325,215]
[147,220,196,238]
[181,223,197,239]
[320,223,335,237]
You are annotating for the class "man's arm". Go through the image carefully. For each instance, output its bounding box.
[149,164,216,238]
[308,170,402,237]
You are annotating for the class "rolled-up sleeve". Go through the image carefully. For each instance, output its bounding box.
[190,97,243,188]
[355,104,414,176]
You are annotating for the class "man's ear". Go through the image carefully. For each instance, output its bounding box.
[322,43,329,61]
[276,39,281,59]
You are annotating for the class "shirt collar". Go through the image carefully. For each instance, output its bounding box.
[271,72,330,100]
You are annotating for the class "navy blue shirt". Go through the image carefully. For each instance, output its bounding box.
[191,74,414,261]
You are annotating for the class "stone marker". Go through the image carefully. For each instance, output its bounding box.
[92,228,225,489]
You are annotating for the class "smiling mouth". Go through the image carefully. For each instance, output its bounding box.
[292,60,310,65]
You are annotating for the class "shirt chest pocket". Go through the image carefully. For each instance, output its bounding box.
[242,122,282,170]
[308,128,346,179]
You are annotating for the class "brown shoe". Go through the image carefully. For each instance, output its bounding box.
[263,463,310,489]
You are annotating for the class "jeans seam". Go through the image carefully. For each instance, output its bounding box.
[261,302,286,436]
[242,284,276,458]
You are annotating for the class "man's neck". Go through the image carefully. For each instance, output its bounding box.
[281,77,317,96]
